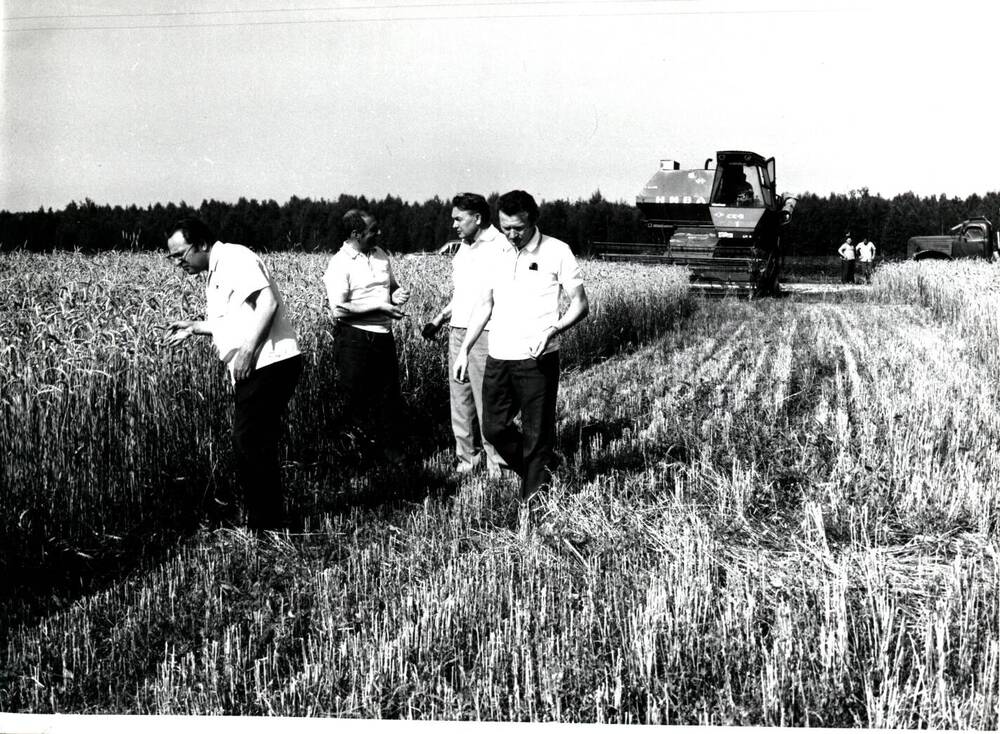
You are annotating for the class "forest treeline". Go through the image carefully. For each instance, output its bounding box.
[2,188,999,257]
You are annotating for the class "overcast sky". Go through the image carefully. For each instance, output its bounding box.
[2,0,998,212]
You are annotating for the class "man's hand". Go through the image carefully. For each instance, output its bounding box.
[421,321,441,340]
[391,287,411,306]
[166,320,196,346]
[381,302,405,320]
[452,348,470,383]
[231,345,256,382]
[529,325,558,359]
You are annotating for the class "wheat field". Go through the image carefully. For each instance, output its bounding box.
[1,253,997,726]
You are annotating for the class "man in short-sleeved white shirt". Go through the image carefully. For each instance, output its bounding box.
[166,217,302,531]
[838,234,856,284]
[322,208,410,459]
[856,236,876,283]
[453,190,589,500]
[423,193,506,475]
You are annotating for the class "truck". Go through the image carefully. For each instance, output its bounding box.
[907,216,997,261]
[592,150,797,296]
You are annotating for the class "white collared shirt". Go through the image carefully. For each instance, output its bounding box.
[857,241,876,262]
[487,229,584,361]
[205,242,300,381]
[450,225,507,329]
[322,242,395,333]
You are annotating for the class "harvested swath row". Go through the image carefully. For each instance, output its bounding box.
[557,301,825,536]
[557,301,764,468]
[809,305,856,452]
[766,313,797,418]
[823,303,870,414]
[559,301,822,488]
[556,309,722,466]
[732,314,791,414]
[559,298,727,424]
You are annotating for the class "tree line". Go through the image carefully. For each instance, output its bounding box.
[2,188,998,257]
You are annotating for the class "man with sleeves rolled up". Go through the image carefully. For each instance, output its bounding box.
[165,216,302,531]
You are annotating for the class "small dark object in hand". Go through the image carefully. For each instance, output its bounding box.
[421,322,441,340]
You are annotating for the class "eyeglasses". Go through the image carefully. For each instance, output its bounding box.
[167,244,194,263]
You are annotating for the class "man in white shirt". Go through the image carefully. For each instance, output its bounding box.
[856,236,877,283]
[166,217,302,531]
[453,190,589,500]
[838,234,856,284]
[422,193,506,475]
[323,209,410,460]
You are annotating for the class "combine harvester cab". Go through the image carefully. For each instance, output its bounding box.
[599,150,796,296]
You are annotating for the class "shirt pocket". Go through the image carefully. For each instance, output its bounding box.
[519,266,557,298]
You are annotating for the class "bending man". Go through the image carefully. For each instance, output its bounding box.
[166,217,302,531]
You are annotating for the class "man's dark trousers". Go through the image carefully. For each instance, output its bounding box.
[482,351,560,499]
[232,355,302,530]
[333,323,403,447]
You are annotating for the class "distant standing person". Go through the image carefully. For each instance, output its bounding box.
[422,193,506,476]
[856,236,876,283]
[453,190,589,500]
[323,208,409,460]
[165,217,303,531]
[838,234,856,284]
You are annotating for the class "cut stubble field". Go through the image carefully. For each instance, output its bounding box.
[0,254,997,725]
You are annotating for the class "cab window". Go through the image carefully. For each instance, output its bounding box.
[964,225,986,242]
[713,164,763,207]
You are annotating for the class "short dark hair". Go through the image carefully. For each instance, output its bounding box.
[451,193,491,226]
[497,190,539,223]
[342,208,371,238]
[171,217,216,248]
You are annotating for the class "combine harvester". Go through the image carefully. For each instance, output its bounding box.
[594,151,797,296]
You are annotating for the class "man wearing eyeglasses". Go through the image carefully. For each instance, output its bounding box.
[165,216,302,531]
[323,208,410,461]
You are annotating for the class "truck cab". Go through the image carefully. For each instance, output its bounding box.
[907,216,994,260]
